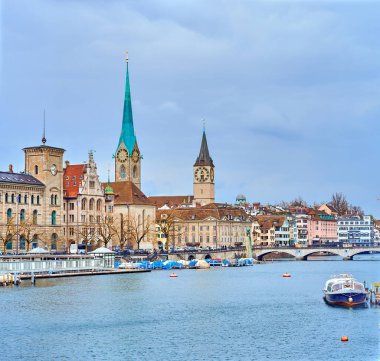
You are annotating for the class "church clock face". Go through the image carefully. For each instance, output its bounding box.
[51,164,57,176]
[117,149,128,162]
[195,167,209,182]
[132,149,139,163]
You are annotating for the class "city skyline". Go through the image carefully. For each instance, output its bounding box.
[1,0,379,217]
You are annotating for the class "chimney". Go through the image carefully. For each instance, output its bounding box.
[65,160,70,168]
[9,164,13,173]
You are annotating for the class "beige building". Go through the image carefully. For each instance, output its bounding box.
[156,203,251,250]
[0,139,65,252]
[63,151,112,252]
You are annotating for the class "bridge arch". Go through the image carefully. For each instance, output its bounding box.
[204,254,212,260]
[188,254,195,261]
[302,250,342,260]
[256,251,296,261]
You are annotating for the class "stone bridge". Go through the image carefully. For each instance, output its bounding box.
[167,246,379,261]
[253,246,380,261]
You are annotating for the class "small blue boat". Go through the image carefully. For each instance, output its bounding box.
[323,274,367,307]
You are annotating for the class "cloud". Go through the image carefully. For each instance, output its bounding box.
[1,0,380,216]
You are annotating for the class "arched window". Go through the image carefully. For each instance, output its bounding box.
[31,195,34,204]
[120,165,126,179]
[20,209,25,222]
[133,165,137,179]
[81,198,87,210]
[96,199,101,212]
[24,195,28,204]
[35,165,38,175]
[33,210,38,225]
[6,237,12,251]
[51,233,58,250]
[19,235,26,250]
[51,211,56,225]
[7,208,12,220]
[11,194,15,203]
[5,193,8,203]
[37,195,40,204]
[89,198,95,211]
[54,195,58,205]
[51,195,54,205]
[32,234,39,249]
[17,194,21,203]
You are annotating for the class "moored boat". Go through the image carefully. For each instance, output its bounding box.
[323,274,367,307]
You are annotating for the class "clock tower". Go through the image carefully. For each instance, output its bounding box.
[193,129,215,205]
[115,53,141,189]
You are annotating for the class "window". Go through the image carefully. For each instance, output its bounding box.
[19,236,26,250]
[20,209,25,222]
[17,194,21,203]
[89,181,95,189]
[73,182,76,186]
[96,199,101,211]
[133,165,137,179]
[51,195,54,205]
[81,198,87,210]
[11,194,15,203]
[54,195,58,205]
[5,193,8,203]
[69,203,74,210]
[69,215,74,222]
[72,176,76,180]
[120,165,126,179]
[7,208,12,220]
[37,196,40,204]
[66,176,69,180]
[35,165,38,175]
[69,228,75,236]
[51,211,56,225]
[51,233,58,250]
[89,198,95,211]
[24,195,28,204]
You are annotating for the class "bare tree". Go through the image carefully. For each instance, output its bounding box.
[98,215,116,248]
[156,209,184,251]
[348,205,364,217]
[127,214,154,250]
[110,213,129,251]
[330,192,349,216]
[77,222,97,253]
[18,215,45,252]
[0,217,16,252]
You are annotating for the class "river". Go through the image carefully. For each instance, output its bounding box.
[1,256,379,360]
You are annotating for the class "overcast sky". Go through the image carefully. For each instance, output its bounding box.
[1,0,379,216]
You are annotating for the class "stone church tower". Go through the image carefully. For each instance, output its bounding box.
[193,129,215,205]
[115,54,141,189]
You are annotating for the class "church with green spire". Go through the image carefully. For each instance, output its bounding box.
[115,53,141,189]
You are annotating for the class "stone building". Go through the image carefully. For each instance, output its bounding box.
[156,203,251,250]
[0,138,65,252]
[63,151,111,252]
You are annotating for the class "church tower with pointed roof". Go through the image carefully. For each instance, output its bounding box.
[115,53,141,189]
[193,128,215,205]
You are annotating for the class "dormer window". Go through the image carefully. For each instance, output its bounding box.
[72,176,76,180]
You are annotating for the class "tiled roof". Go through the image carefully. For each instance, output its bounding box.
[63,164,86,198]
[102,181,153,206]
[0,171,44,186]
[157,203,250,222]
[148,195,194,208]
[255,215,286,229]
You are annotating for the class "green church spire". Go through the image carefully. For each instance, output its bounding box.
[117,52,137,155]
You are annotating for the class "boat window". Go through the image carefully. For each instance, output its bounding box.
[353,283,364,291]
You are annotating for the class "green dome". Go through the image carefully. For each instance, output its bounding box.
[104,184,114,195]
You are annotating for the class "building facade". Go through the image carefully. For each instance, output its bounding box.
[337,215,374,246]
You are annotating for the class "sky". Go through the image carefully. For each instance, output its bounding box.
[1,0,380,216]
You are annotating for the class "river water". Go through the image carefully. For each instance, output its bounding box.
[1,257,379,361]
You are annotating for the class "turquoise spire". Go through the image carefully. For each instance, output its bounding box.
[117,53,136,155]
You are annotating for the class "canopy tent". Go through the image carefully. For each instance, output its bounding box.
[88,247,115,254]
[27,247,49,254]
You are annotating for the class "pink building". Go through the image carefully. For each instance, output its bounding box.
[307,211,337,245]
